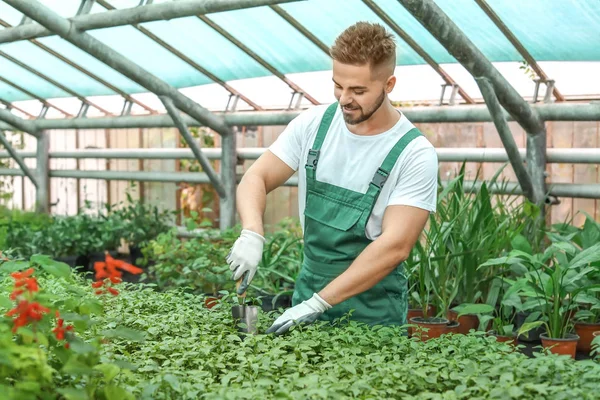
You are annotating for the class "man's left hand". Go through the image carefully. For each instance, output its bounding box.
[266,293,331,335]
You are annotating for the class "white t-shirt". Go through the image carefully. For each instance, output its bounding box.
[269,104,438,240]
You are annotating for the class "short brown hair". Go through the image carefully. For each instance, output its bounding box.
[330,22,396,73]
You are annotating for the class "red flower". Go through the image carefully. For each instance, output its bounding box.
[9,289,24,300]
[11,268,34,281]
[6,300,50,333]
[92,253,142,296]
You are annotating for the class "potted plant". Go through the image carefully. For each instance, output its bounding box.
[111,193,174,265]
[484,235,600,358]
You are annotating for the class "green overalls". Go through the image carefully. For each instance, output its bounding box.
[292,102,423,327]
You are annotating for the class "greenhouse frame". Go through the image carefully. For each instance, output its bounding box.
[0,0,598,230]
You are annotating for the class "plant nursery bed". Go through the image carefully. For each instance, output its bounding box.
[2,259,600,400]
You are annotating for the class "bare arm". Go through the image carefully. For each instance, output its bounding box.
[237,150,296,236]
[318,205,429,306]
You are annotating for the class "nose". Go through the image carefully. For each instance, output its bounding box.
[338,90,353,107]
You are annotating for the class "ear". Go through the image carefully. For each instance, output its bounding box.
[385,75,396,93]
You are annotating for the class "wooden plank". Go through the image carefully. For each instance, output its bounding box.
[548,121,575,226]
[572,122,597,227]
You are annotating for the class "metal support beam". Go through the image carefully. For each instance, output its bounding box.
[0,75,73,117]
[269,5,330,55]
[1,166,599,200]
[0,130,38,187]
[362,0,474,104]
[397,0,547,206]
[198,15,320,106]
[474,0,564,102]
[0,102,597,132]
[5,0,233,139]
[220,125,237,230]
[0,107,40,137]
[3,147,600,165]
[95,0,263,111]
[76,0,96,16]
[160,95,227,198]
[476,77,534,199]
[0,0,301,44]
[0,18,157,115]
[36,131,49,213]
[0,50,112,116]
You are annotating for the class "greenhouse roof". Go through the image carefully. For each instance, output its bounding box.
[0,0,600,118]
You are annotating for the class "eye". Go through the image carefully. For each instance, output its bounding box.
[354,91,365,95]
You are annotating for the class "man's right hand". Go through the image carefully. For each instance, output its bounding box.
[226,229,265,295]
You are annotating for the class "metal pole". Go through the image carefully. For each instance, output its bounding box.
[2,167,600,199]
[474,0,564,102]
[220,129,237,230]
[160,95,227,198]
[1,102,597,132]
[0,0,301,44]
[0,130,38,187]
[5,0,234,139]
[95,0,263,111]
[3,147,600,164]
[0,50,113,115]
[36,131,49,213]
[0,107,40,137]
[476,77,534,200]
[396,0,546,139]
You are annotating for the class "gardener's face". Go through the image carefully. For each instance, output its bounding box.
[332,60,395,125]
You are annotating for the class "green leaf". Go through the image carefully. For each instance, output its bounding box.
[104,385,135,400]
[0,260,30,274]
[455,303,494,317]
[511,234,532,255]
[94,363,121,382]
[517,321,545,338]
[56,388,89,400]
[32,255,71,280]
[0,294,12,310]
[101,327,146,342]
[69,339,97,354]
[569,243,600,270]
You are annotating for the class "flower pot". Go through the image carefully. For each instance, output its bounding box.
[407,304,436,337]
[487,330,516,346]
[574,322,600,353]
[540,333,579,359]
[409,317,460,341]
[515,311,545,342]
[447,309,480,334]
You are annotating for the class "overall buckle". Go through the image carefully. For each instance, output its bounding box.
[305,149,320,169]
[371,168,388,189]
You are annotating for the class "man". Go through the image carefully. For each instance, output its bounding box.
[226,22,438,335]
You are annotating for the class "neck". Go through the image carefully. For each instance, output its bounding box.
[346,101,400,136]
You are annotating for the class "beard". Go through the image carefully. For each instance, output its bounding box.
[340,90,387,125]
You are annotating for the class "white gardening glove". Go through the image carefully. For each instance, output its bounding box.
[226,229,265,295]
[266,293,332,335]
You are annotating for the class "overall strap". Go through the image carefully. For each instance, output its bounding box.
[305,102,338,180]
[365,128,423,201]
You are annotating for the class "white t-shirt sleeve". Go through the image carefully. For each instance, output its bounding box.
[388,142,438,213]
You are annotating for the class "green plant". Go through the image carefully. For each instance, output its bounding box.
[0,254,143,399]
[481,233,600,339]
[111,193,174,250]
[407,163,531,320]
